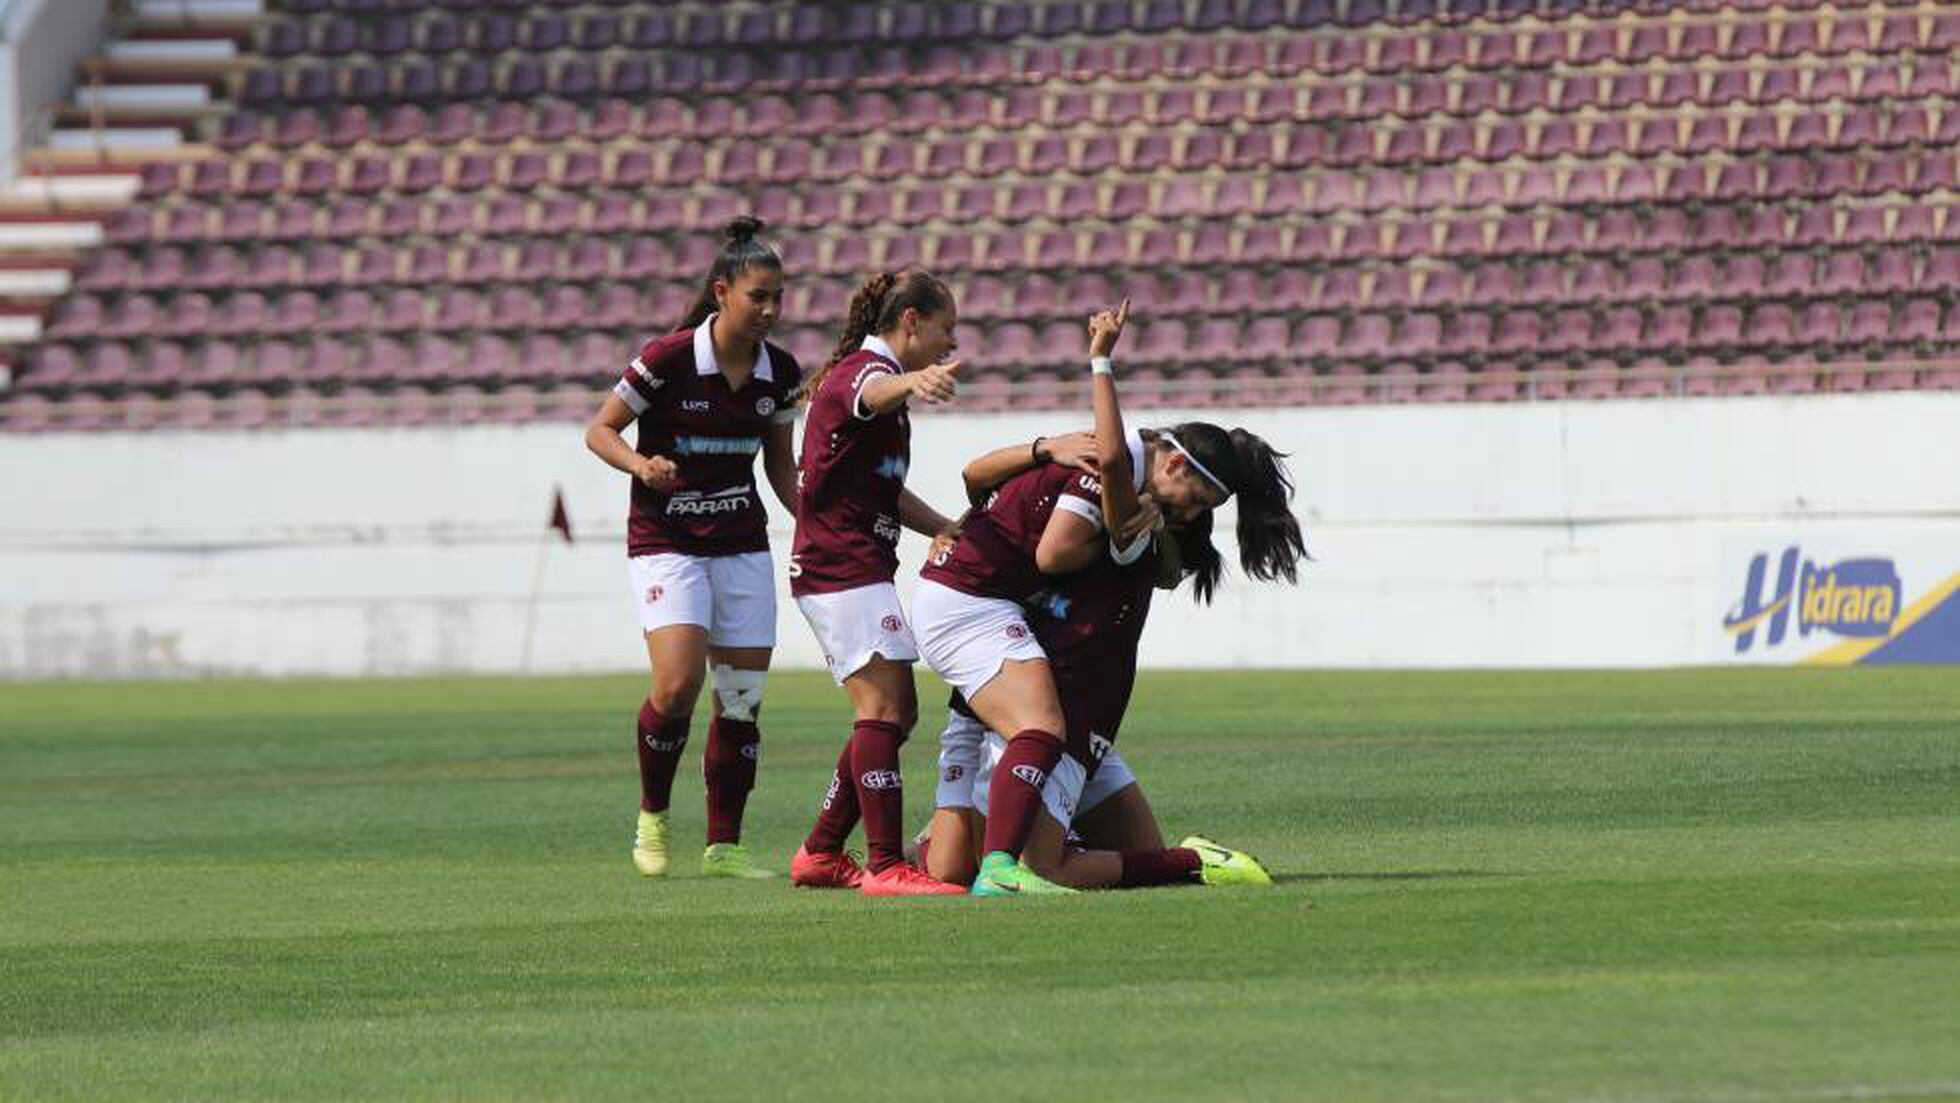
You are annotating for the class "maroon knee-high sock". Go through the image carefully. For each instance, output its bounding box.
[802,742,860,854]
[981,730,1063,857]
[636,701,691,814]
[702,716,759,845]
[849,719,907,872]
[1119,848,1202,887]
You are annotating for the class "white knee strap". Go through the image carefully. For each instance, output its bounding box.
[711,665,766,723]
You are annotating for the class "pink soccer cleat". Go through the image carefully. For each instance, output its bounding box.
[859,862,967,898]
[790,845,865,889]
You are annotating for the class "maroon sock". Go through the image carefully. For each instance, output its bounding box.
[702,716,759,845]
[635,702,691,814]
[849,719,907,872]
[981,730,1063,858]
[803,741,860,854]
[1119,848,1203,888]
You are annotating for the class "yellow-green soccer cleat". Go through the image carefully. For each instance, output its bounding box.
[631,810,669,877]
[1181,835,1275,887]
[700,842,777,880]
[969,850,1078,897]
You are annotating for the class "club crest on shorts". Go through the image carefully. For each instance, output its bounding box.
[755,396,775,416]
[881,613,903,632]
[644,584,664,604]
[1004,623,1028,640]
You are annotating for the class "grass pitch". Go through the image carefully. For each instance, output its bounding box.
[3,668,1958,1102]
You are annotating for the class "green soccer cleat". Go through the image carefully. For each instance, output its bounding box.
[1181,835,1275,887]
[700,842,777,880]
[631,810,669,878]
[969,850,1078,897]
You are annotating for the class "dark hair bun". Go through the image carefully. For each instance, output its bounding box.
[724,215,765,244]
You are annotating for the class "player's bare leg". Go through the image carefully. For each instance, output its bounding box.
[1022,810,1121,889]
[922,806,983,886]
[1071,783,1165,852]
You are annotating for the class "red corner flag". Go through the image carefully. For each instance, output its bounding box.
[548,486,574,544]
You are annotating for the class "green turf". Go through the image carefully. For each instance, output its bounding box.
[3,669,1958,1102]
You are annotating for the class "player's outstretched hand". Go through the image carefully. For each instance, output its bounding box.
[1088,298,1131,359]
[1040,430,1100,473]
[910,359,961,405]
[637,454,680,491]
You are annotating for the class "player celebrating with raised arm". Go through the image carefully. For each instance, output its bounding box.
[786,269,969,897]
[584,217,802,881]
[913,301,1307,896]
[926,305,1291,891]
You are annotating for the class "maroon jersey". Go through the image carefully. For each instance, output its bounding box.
[613,318,802,558]
[789,340,912,596]
[1027,545,1161,761]
[920,429,1146,602]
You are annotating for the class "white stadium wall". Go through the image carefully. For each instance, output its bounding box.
[1,393,1955,679]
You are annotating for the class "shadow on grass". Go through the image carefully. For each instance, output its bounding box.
[1276,870,1511,884]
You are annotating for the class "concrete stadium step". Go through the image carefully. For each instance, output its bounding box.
[106,39,238,61]
[0,173,143,212]
[0,314,45,343]
[88,39,246,83]
[74,83,212,111]
[0,269,71,297]
[0,219,105,251]
[124,0,266,39]
[33,125,195,171]
[47,126,184,152]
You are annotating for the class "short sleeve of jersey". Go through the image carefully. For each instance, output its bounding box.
[848,359,896,421]
[1053,470,1106,532]
[613,340,673,415]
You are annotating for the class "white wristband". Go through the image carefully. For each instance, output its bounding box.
[1090,357,1114,376]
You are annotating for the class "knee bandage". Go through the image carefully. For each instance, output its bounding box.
[711,665,766,723]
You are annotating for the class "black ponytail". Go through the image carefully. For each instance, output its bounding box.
[1224,426,1308,586]
[673,215,783,332]
[1172,508,1224,604]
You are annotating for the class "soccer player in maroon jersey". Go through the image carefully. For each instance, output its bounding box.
[921,309,1278,891]
[583,217,803,881]
[785,269,971,897]
[912,303,1306,895]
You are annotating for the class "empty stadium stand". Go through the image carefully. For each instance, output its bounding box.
[4,0,1959,429]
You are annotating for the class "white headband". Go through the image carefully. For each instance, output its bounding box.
[1161,432,1233,503]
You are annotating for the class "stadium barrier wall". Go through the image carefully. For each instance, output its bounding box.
[1,393,1954,679]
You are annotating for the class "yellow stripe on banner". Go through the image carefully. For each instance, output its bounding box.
[1723,594,1792,637]
[1799,570,1960,666]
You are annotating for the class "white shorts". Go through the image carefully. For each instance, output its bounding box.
[934,708,988,810]
[911,579,1048,702]
[627,551,776,647]
[972,731,1137,828]
[794,582,919,685]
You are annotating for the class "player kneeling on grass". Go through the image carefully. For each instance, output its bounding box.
[913,301,1306,894]
[921,688,1270,891]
